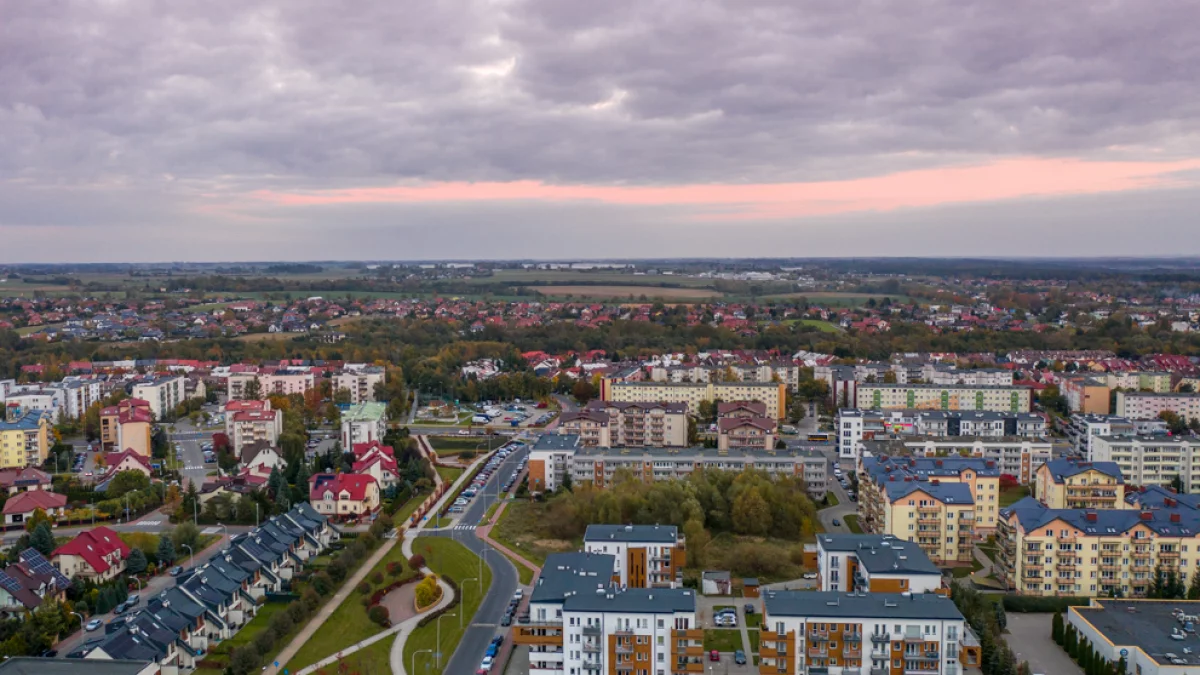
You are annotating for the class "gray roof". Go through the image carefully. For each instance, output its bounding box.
[883,481,975,505]
[702,571,730,581]
[531,552,615,604]
[1001,497,1200,537]
[563,587,696,614]
[1041,458,1124,484]
[585,524,678,544]
[533,434,580,451]
[0,658,152,675]
[817,535,941,576]
[1074,600,1200,666]
[764,591,964,620]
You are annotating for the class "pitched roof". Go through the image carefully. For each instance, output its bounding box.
[1041,458,1125,484]
[309,473,378,502]
[584,524,679,544]
[717,416,777,432]
[51,526,130,575]
[2,489,67,514]
[764,591,965,620]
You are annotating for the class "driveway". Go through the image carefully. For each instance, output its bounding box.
[1006,613,1082,675]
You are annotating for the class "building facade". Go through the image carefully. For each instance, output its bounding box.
[1116,391,1200,422]
[333,366,386,405]
[0,405,50,469]
[863,437,1051,486]
[856,384,1032,413]
[583,524,685,589]
[131,376,187,420]
[1089,435,1200,493]
[1034,459,1126,510]
[837,408,1046,460]
[600,379,787,420]
[340,402,388,449]
[559,401,688,448]
[816,534,944,595]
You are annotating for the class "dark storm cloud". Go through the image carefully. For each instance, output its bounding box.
[2,0,1200,260]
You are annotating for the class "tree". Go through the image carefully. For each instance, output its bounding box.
[1188,570,1200,600]
[1116,654,1127,675]
[1171,474,1186,494]
[731,487,771,536]
[561,470,573,493]
[171,521,201,552]
[126,548,148,575]
[24,508,54,533]
[1052,611,1064,644]
[294,461,311,503]
[156,535,176,565]
[106,470,151,498]
[1159,410,1188,436]
[267,465,284,500]
[243,377,263,401]
[570,379,596,404]
[993,601,1007,631]
[29,523,55,556]
[697,400,715,423]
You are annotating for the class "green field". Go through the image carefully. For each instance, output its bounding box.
[784,319,842,333]
[1000,485,1031,507]
[704,629,744,652]
[403,538,493,675]
[427,436,490,454]
[845,515,864,533]
[491,500,580,567]
[465,269,719,288]
[763,292,913,306]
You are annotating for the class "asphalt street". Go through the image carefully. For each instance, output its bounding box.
[419,443,529,675]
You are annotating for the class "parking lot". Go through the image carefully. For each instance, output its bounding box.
[444,442,528,520]
[1006,613,1082,675]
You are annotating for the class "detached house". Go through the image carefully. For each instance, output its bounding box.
[3,489,67,526]
[351,441,399,489]
[52,526,132,581]
[309,473,381,518]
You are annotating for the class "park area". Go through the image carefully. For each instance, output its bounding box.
[403,537,493,675]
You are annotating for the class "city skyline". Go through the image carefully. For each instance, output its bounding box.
[4,0,1200,262]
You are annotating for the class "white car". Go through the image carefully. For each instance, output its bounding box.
[480,656,495,670]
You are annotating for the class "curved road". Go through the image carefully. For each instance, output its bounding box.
[417,443,530,674]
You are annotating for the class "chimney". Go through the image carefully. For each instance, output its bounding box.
[1171,513,1182,523]
[1166,498,1176,507]
[1085,512,1098,522]
[1141,511,1153,521]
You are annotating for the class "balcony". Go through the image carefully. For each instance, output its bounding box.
[673,629,704,640]
[1160,550,1181,560]
[809,645,829,657]
[582,643,601,654]
[583,625,603,636]
[871,633,891,644]
[1057,535,1077,544]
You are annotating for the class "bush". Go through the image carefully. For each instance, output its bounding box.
[327,558,348,583]
[287,600,307,624]
[1002,595,1091,613]
[269,610,294,636]
[302,588,321,612]
[416,575,460,629]
[357,581,371,594]
[311,571,335,596]
[368,605,390,627]
[408,554,425,570]
[387,561,404,576]
[414,576,440,609]
[370,571,384,585]
[229,646,261,675]
[252,627,277,656]
[458,450,476,460]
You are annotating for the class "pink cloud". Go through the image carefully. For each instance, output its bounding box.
[248,157,1200,220]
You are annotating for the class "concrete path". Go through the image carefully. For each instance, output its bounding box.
[476,499,541,581]
[269,534,401,675]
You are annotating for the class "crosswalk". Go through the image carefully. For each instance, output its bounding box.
[450,524,479,531]
[201,527,221,535]
[182,465,205,471]
[136,520,163,527]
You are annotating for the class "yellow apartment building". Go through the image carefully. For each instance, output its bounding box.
[1035,458,1127,510]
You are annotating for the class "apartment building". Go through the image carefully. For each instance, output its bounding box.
[814,364,859,409]
[600,379,787,420]
[759,591,981,675]
[528,434,828,500]
[1069,599,1200,675]
[816,534,943,594]
[995,495,1200,598]
[1090,435,1200,493]
[340,401,388,449]
[925,366,1014,387]
[131,375,187,420]
[1,388,64,422]
[1065,414,1169,458]
[0,404,50,469]
[224,399,283,455]
[863,437,1051,485]
[1100,371,1174,393]
[583,524,685,589]
[1116,391,1200,422]
[514,551,703,675]
[1035,459,1127,510]
[717,416,778,451]
[1061,377,1111,415]
[650,360,802,391]
[99,399,153,455]
[856,383,1032,413]
[227,367,316,400]
[57,378,103,420]
[333,366,386,405]
[837,408,1046,461]
[558,401,688,448]
[858,456,1002,562]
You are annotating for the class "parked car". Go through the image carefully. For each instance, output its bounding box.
[709,650,720,662]
[85,619,103,632]
[832,519,841,527]
[169,566,184,577]
[480,656,494,670]
[734,650,747,665]
[499,613,512,626]
[802,572,817,579]
[744,603,755,614]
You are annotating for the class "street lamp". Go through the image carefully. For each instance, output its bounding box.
[133,577,144,591]
[411,648,434,675]
[460,577,479,629]
[181,544,194,568]
[69,611,85,631]
[436,611,457,668]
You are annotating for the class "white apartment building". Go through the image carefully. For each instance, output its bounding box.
[1116,391,1200,422]
[131,376,187,420]
[333,366,386,405]
[816,534,944,594]
[583,524,685,589]
[340,402,388,449]
[601,379,786,420]
[760,591,981,675]
[57,379,103,420]
[857,384,1032,413]
[228,408,282,455]
[2,388,65,421]
[1090,435,1200,493]
[924,366,1015,387]
[837,408,1046,461]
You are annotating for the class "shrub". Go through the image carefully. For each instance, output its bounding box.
[269,610,294,636]
[458,450,476,460]
[302,588,321,612]
[387,561,404,576]
[370,571,384,585]
[368,605,390,627]
[1002,595,1090,613]
[252,626,276,656]
[287,600,307,624]
[408,554,425,570]
[357,581,371,594]
[311,571,335,596]
[229,647,261,675]
[414,576,440,609]
[327,558,348,583]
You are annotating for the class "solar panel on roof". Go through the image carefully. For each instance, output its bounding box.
[0,570,23,594]
[21,548,72,587]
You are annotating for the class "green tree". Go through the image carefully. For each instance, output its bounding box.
[1052,611,1064,644]
[295,461,311,503]
[1188,570,1200,600]
[24,508,54,533]
[731,487,771,536]
[171,521,201,552]
[106,470,151,498]
[29,523,55,556]
[126,548,148,574]
[156,535,176,565]
[243,377,263,400]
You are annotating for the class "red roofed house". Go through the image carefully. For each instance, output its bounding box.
[97,450,153,490]
[309,473,380,519]
[3,489,67,526]
[351,441,399,489]
[99,398,153,455]
[0,467,52,495]
[51,526,132,581]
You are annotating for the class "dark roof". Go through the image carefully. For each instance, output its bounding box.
[764,591,964,620]
[1073,600,1200,666]
[1001,497,1200,537]
[0,658,153,675]
[1041,458,1124,484]
[531,552,615,604]
[533,434,580,451]
[563,587,696,614]
[817,535,940,576]
[882,481,975,505]
[584,524,679,544]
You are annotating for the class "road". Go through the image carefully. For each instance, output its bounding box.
[55,530,236,657]
[418,443,529,675]
[817,451,856,533]
[168,419,216,490]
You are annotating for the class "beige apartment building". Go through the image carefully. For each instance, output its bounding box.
[1034,458,1127,510]
[1115,391,1200,422]
[600,378,787,420]
[333,366,386,405]
[558,401,688,448]
[857,383,1032,413]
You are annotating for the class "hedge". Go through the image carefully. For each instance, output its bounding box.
[415,574,460,628]
[1002,595,1091,613]
[368,573,424,607]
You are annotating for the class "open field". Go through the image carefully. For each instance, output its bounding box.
[784,319,842,333]
[491,500,578,567]
[234,332,297,342]
[534,285,723,299]
[762,291,913,306]
[467,269,718,288]
[427,436,491,454]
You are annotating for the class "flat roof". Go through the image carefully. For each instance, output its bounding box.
[1073,600,1200,667]
[585,524,678,544]
[817,535,940,576]
[531,552,615,604]
[764,591,963,621]
[564,587,696,614]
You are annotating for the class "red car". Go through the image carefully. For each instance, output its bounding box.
[709,650,720,662]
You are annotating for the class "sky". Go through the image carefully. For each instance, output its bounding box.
[3,0,1200,263]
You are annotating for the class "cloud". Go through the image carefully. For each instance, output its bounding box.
[2,0,1200,259]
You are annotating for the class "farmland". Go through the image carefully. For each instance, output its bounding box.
[534,285,723,299]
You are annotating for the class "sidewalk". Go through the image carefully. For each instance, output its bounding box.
[476,500,540,582]
[268,535,400,675]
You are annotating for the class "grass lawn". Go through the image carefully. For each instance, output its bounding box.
[427,436,490,454]
[484,500,501,525]
[845,515,863,533]
[332,635,392,675]
[749,629,760,653]
[695,532,811,584]
[491,499,579,568]
[824,493,839,508]
[288,540,416,671]
[746,613,762,629]
[783,319,842,333]
[436,465,465,485]
[999,485,1031,507]
[431,515,454,528]
[393,489,433,526]
[704,629,743,653]
[198,601,289,673]
[949,559,984,578]
[403,538,494,675]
